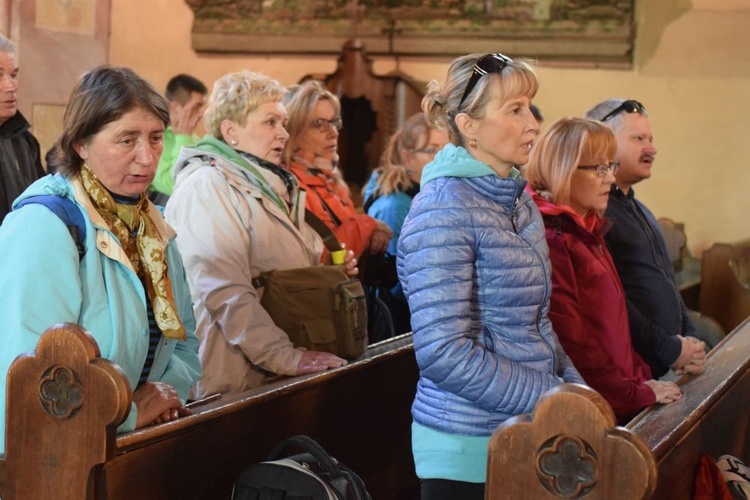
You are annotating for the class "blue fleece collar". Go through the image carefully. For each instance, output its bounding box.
[421,143,521,184]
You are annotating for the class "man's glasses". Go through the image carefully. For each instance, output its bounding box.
[577,162,620,177]
[311,117,343,133]
[459,53,513,107]
[599,100,645,122]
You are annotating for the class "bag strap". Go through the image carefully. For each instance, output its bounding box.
[362,191,380,214]
[267,435,344,480]
[15,195,86,259]
[305,209,342,253]
[251,210,341,290]
[309,186,342,228]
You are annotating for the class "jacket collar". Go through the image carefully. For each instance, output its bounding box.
[541,207,613,242]
[0,112,30,139]
[610,183,636,201]
[424,143,526,211]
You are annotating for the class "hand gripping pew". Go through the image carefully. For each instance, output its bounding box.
[0,324,420,500]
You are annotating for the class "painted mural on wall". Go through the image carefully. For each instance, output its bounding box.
[186,0,635,67]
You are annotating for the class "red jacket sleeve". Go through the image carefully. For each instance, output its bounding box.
[545,232,657,419]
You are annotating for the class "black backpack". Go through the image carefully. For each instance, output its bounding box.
[232,435,371,500]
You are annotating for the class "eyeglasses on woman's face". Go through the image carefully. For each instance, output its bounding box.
[412,146,440,157]
[577,162,620,177]
[459,53,513,107]
[311,117,343,133]
[599,100,645,122]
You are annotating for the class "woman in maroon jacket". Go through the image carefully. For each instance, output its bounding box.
[524,117,682,421]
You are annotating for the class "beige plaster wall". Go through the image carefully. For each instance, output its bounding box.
[110,0,750,255]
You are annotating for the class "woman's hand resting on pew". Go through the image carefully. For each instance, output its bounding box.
[134,381,192,427]
[296,351,348,375]
[645,379,683,404]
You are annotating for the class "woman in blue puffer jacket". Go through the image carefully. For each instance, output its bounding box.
[397,53,584,500]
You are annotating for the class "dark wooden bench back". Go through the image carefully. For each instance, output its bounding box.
[0,325,419,500]
[3,320,750,500]
[487,384,656,499]
[628,317,750,499]
[0,323,131,500]
[700,240,750,333]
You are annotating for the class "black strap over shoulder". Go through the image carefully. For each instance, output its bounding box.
[305,209,342,253]
[252,210,342,290]
[362,192,380,214]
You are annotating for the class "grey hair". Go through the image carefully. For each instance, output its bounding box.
[0,34,17,56]
[584,98,649,133]
[204,70,287,139]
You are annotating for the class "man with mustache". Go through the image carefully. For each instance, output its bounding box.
[0,34,43,225]
[585,99,706,379]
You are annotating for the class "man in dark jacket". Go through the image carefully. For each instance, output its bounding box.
[585,99,706,379]
[0,34,44,225]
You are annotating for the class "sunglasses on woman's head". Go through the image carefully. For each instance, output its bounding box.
[599,100,645,122]
[459,53,513,107]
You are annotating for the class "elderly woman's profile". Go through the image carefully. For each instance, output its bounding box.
[166,70,356,399]
[0,65,202,454]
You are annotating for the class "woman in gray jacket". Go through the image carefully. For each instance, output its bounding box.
[165,71,357,398]
[397,54,583,499]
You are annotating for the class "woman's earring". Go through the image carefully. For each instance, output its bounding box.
[406,169,414,176]
[469,139,478,149]
[230,139,238,146]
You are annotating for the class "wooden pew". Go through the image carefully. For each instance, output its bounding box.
[3,319,749,499]
[700,240,750,334]
[486,318,750,499]
[0,324,420,500]
[487,384,657,499]
[627,316,750,499]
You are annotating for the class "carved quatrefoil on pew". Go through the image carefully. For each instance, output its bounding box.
[486,384,656,499]
[537,435,597,497]
[39,366,84,418]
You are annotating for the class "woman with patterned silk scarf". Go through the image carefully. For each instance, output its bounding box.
[0,66,202,454]
[165,71,357,399]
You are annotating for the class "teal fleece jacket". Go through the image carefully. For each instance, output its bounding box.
[0,173,201,454]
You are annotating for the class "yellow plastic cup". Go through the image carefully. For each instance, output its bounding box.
[331,249,346,265]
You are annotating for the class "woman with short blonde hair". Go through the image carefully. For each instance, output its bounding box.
[166,71,356,399]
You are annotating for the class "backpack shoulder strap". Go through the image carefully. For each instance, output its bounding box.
[15,195,86,259]
[362,191,380,214]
